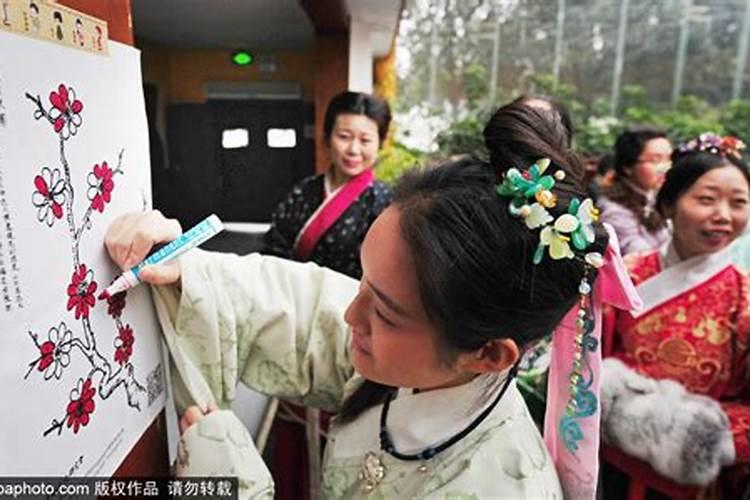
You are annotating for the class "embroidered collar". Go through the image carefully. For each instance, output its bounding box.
[632,241,735,318]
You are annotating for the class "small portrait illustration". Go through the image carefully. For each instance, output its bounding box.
[28,2,41,35]
[2,0,11,27]
[73,18,84,46]
[53,10,63,41]
[93,25,103,51]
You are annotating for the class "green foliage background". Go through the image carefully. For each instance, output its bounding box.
[391,74,750,172]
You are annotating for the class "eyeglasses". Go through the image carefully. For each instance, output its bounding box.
[636,156,671,165]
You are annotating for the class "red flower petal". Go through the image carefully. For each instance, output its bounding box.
[49,91,65,112]
[71,100,83,114]
[34,176,49,196]
[38,354,53,371]
[41,341,55,355]
[52,203,63,219]
[53,118,65,133]
[66,296,77,311]
[82,399,95,414]
[58,84,68,100]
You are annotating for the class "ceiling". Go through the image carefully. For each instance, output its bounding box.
[131,0,402,55]
[131,0,315,50]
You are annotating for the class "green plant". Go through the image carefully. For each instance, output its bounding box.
[435,114,488,157]
[721,100,750,143]
[375,142,426,185]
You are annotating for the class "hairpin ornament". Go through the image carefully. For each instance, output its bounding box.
[496,158,603,267]
[677,133,746,160]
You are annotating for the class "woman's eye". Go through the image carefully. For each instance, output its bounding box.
[375,308,396,327]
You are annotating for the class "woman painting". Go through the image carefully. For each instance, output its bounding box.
[104,134,639,498]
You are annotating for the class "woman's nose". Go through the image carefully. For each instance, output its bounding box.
[344,290,363,326]
[347,139,361,155]
[713,201,731,222]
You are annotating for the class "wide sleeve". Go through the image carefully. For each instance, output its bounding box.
[175,410,275,499]
[719,271,750,463]
[151,249,362,416]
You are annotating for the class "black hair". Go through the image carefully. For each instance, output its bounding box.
[513,94,574,148]
[337,157,608,422]
[597,153,615,176]
[483,96,583,188]
[323,91,391,145]
[613,126,668,178]
[656,148,750,216]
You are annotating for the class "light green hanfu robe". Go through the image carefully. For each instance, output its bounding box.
[152,250,562,499]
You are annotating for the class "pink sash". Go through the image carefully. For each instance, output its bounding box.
[543,225,642,499]
[292,169,374,261]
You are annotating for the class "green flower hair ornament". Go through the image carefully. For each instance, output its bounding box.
[496,158,604,268]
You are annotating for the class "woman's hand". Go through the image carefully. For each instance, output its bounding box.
[179,403,219,434]
[104,210,183,285]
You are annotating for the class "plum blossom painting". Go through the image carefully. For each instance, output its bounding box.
[0,30,165,475]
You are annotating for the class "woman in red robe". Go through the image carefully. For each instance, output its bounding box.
[603,134,750,497]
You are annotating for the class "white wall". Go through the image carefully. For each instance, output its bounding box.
[348,18,373,93]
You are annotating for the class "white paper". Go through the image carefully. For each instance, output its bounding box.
[0,31,165,476]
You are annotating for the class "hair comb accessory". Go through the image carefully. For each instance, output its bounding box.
[677,132,746,160]
[496,158,603,267]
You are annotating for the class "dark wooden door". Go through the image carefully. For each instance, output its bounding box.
[163,103,220,229]
[211,99,313,222]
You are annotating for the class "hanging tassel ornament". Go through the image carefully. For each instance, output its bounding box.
[558,268,599,452]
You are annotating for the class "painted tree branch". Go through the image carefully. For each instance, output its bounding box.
[24,84,146,437]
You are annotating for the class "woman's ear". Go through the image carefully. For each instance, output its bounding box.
[457,339,520,374]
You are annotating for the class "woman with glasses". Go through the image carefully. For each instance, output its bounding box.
[598,126,672,255]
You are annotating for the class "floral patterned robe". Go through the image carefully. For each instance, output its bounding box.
[604,244,750,491]
[152,250,563,499]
